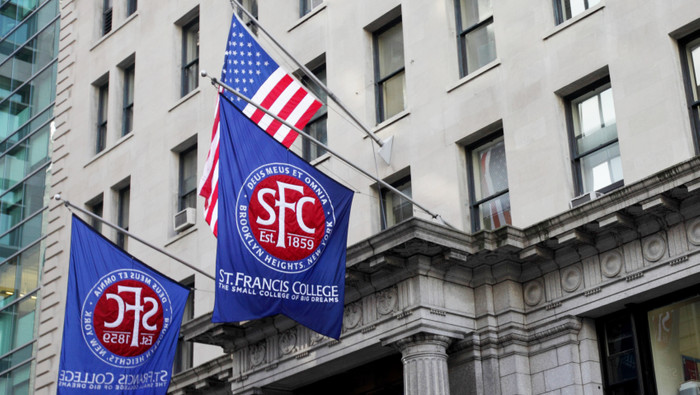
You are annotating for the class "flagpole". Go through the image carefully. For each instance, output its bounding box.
[54,194,216,281]
[202,72,456,229]
[229,0,388,153]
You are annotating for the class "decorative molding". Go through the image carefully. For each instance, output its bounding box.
[279,329,297,355]
[362,325,377,333]
[343,302,362,330]
[560,265,583,293]
[545,301,562,310]
[376,287,398,316]
[523,279,544,306]
[669,256,689,266]
[600,249,623,278]
[626,272,644,282]
[249,342,266,367]
[429,309,447,316]
[687,217,700,246]
[642,234,666,262]
[295,351,310,360]
[584,287,601,296]
[395,310,413,320]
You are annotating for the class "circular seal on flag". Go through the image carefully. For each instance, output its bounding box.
[81,269,173,368]
[236,163,336,274]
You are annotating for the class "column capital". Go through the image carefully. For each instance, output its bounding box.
[394,333,453,354]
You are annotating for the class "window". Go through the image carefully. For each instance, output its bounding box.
[97,81,109,153]
[122,64,134,136]
[126,0,137,16]
[300,0,323,17]
[680,33,700,153]
[236,0,258,34]
[181,18,199,97]
[173,278,194,374]
[380,176,412,229]
[454,0,497,77]
[374,19,405,123]
[301,65,327,161]
[566,80,622,195]
[554,0,601,24]
[88,197,104,233]
[117,185,130,249]
[102,0,113,35]
[467,135,511,231]
[179,146,197,211]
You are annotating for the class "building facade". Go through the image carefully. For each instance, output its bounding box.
[34,0,700,394]
[0,0,59,393]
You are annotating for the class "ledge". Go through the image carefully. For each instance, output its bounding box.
[169,88,201,113]
[288,2,327,33]
[447,60,501,94]
[83,132,134,168]
[89,11,139,52]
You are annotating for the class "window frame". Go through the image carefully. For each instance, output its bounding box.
[564,78,623,196]
[679,31,700,154]
[126,0,137,17]
[454,0,497,78]
[102,0,113,36]
[181,18,199,97]
[373,17,406,124]
[465,133,511,232]
[116,185,130,249]
[122,64,134,136]
[301,64,327,162]
[379,175,412,230]
[96,81,109,153]
[178,145,197,211]
[553,0,601,25]
[300,0,323,17]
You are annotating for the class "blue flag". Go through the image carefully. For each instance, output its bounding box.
[57,216,190,394]
[213,96,353,339]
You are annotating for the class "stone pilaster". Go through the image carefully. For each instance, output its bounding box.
[395,333,452,395]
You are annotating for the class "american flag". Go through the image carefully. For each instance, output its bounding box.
[479,141,511,230]
[198,13,322,236]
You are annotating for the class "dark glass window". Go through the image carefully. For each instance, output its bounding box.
[181,18,199,97]
[380,176,412,229]
[97,82,109,153]
[301,65,327,161]
[680,33,700,153]
[454,0,496,77]
[102,0,112,35]
[89,198,103,233]
[117,185,129,249]
[126,0,137,16]
[467,134,511,231]
[179,146,197,211]
[373,19,405,123]
[122,64,134,136]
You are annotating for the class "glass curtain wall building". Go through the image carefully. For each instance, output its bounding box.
[0,0,59,393]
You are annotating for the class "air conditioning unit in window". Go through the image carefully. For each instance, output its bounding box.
[569,191,604,209]
[174,207,196,232]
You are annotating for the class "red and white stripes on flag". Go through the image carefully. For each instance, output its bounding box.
[198,13,322,236]
[479,142,512,230]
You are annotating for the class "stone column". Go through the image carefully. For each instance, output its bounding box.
[395,333,452,395]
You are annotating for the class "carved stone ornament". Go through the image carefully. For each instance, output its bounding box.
[250,341,266,367]
[687,217,700,246]
[376,287,398,316]
[279,329,297,355]
[523,280,544,307]
[561,265,583,293]
[642,234,666,262]
[600,250,623,278]
[343,302,362,330]
[309,330,325,346]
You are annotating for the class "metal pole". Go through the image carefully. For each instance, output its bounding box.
[203,73,455,229]
[229,0,385,148]
[55,194,216,281]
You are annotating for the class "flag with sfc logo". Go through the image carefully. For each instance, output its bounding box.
[213,96,353,339]
[57,216,190,394]
[198,11,322,237]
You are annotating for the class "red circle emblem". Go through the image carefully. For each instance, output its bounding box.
[249,174,326,261]
[93,279,163,357]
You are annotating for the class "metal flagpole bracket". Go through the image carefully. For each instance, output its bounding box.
[377,136,393,165]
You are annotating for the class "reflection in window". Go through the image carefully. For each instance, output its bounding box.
[555,0,601,24]
[117,185,130,249]
[181,18,199,97]
[374,19,405,123]
[301,65,327,161]
[568,82,622,195]
[467,135,511,231]
[681,35,700,152]
[455,0,497,77]
[179,146,197,211]
[122,64,134,136]
[96,81,108,153]
[300,0,323,17]
[102,0,113,35]
[380,177,412,229]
